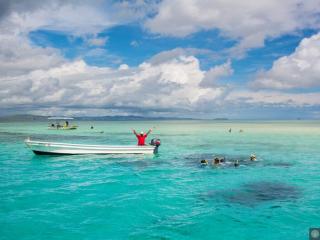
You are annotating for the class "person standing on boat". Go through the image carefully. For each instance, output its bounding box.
[132,129,152,146]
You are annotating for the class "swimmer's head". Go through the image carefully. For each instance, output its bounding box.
[214,158,220,164]
[250,154,256,161]
[234,160,239,167]
[200,159,208,165]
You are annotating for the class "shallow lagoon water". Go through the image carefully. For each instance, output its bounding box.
[0,120,320,239]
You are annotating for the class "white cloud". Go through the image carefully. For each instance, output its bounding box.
[0,48,226,115]
[84,48,122,65]
[0,34,65,76]
[226,90,320,107]
[0,1,222,116]
[118,64,129,70]
[1,0,319,117]
[130,40,139,47]
[0,2,108,36]
[0,0,154,36]
[87,36,108,47]
[29,107,131,118]
[200,60,233,88]
[145,0,320,54]
[147,47,218,65]
[252,32,320,89]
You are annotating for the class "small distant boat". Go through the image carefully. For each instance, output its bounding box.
[25,138,161,155]
[48,117,78,130]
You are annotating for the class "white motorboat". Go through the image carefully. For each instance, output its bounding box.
[48,117,78,130]
[25,138,161,155]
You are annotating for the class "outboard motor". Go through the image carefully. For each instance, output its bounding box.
[150,138,161,154]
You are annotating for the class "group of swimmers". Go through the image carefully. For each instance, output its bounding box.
[200,154,256,167]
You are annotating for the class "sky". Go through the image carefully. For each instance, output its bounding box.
[0,0,320,119]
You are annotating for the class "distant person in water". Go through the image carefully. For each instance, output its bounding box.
[200,159,208,166]
[90,126,94,129]
[213,157,220,165]
[234,160,239,167]
[132,128,152,146]
[250,154,256,161]
[229,128,232,133]
[65,121,69,127]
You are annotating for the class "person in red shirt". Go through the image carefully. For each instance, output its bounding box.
[132,128,152,146]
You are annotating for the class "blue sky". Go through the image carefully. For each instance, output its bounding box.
[29,27,316,71]
[1,0,320,119]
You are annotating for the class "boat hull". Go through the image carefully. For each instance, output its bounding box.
[25,139,157,155]
[48,126,78,130]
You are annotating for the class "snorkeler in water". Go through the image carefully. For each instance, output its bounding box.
[250,154,256,161]
[212,157,220,165]
[200,159,208,166]
[234,160,239,167]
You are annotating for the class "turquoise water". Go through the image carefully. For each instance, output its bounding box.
[1,120,320,239]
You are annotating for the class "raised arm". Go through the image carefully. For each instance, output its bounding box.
[132,129,138,136]
[146,128,152,136]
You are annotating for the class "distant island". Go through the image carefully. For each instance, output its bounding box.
[0,114,229,122]
[212,118,229,120]
[0,114,193,122]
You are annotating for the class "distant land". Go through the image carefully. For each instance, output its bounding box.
[0,114,229,122]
